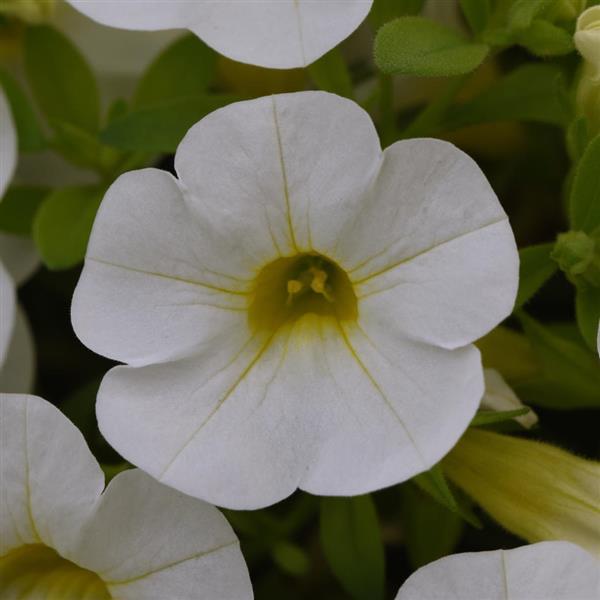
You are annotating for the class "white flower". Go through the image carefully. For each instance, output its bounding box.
[480,368,538,428]
[395,541,600,599]
[0,393,253,599]
[0,87,17,199]
[72,91,518,509]
[575,6,600,78]
[65,0,373,69]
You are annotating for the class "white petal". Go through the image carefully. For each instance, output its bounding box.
[396,541,600,600]
[97,314,482,508]
[0,394,104,556]
[66,0,372,69]
[481,368,537,428]
[0,234,39,286]
[0,86,17,199]
[339,139,518,349]
[0,307,35,393]
[72,168,250,367]
[0,260,16,367]
[75,469,252,600]
[175,92,381,260]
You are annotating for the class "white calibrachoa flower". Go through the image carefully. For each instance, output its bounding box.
[66,0,373,69]
[0,394,253,599]
[395,541,600,599]
[0,86,17,199]
[72,91,519,510]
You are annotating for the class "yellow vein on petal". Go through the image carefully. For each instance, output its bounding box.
[351,217,508,286]
[104,540,239,586]
[336,321,428,470]
[87,257,249,296]
[23,399,42,543]
[271,96,299,253]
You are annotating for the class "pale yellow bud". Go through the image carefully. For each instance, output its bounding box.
[444,429,600,557]
[0,0,55,24]
[575,6,600,76]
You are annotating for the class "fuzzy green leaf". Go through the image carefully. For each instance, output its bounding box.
[515,243,558,308]
[374,17,489,76]
[516,19,574,56]
[459,0,491,33]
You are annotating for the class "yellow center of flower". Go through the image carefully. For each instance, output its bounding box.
[249,253,357,332]
[0,544,110,599]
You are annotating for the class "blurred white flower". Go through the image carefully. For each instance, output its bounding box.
[480,368,538,428]
[575,6,600,78]
[395,541,600,599]
[66,0,373,69]
[0,393,253,599]
[72,91,518,510]
[0,87,17,199]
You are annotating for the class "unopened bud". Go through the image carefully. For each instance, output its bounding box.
[444,429,600,557]
[552,230,600,287]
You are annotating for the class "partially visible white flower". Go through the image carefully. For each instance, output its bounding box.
[72,91,518,509]
[575,6,600,78]
[0,235,37,393]
[66,0,373,69]
[0,393,253,599]
[481,368,538,428]
[396,541,600,600]
[0,87,17,199]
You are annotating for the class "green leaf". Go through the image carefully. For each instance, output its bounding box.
[101,94,238,153]
[33,186,104,270]
[134,34,217,108]
[459,0,491,34]
[320,495,385,600]
[470,408,530,427]
[566,116,590,162]
[374,17,489,77]
[576,285,600,352]
[307,48,353,98]
[515,242,558,308]
[515,19,574,56]
[517,312,600,408]
[413,465,482,528]
[271,542,310,577]
[0,186,48,236]
[25,25,100,133]
[444,64,571,129]
[569,134,600,232]
[369,0,425,28]
[0,70,45,152]
[401,484,463,568]
[508,0,556,29]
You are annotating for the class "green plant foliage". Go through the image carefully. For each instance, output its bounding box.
[459,0,492,34]
[33,186,104,270]
[307,48,353,98]
[133,34,217,108]
[374,17,489,76]
[470,408,531,427]
[517,313,600,408]
[569,135,600,232]
[515,19,574,56]
[401,484,463,568]
[0,186,48,236]
[369,0,425,28]
[508,0,557,30]
[576,285,600,351]
[444,64,571,130]
[24,25,100,133]
[101,95,239,153]
[0,71,45,152]
[515,243,559,308]
[320,495,385,600]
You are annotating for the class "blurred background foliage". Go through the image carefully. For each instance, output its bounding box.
[1,0,599,598]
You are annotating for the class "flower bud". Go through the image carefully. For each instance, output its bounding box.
[444,429,600,557]
[575,6,600,75]
[552,230,600,287]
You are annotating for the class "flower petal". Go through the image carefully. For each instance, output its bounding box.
[75,469,252,599]
[0,234,39,286]
[0,86,17,199]
[72,168,250,366]
[97,314,481,508]
[0,394,104,556]
[66,1,372,69]
[338,139,518,349]
[175,92,381,260]
[0,261,16,367]
[0,307,35,393]
[396,541,600,600]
